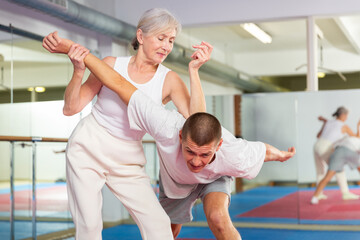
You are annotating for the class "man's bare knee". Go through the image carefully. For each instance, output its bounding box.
[171,223,182,238]
[207,209,228,233]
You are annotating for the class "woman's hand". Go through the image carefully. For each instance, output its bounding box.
[189,41,213,70]
[43,31,74,54]
[68,44,90,72]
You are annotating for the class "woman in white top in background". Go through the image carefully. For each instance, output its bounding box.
[44,8,212,240]
[314,106,360,201]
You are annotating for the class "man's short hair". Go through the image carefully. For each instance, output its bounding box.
[182,112,222,146]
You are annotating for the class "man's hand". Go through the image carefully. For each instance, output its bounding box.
[43,31,74,54]
[264,144,296,162]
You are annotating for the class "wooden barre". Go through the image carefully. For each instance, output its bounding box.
[0,135,156,144]
[0,136,68,142]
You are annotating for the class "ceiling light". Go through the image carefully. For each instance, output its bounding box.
[317,72,326,78]
[241,23,272,44]
[35,87,46,93]
[27,87,46,92]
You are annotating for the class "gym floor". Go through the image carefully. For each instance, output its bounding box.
[1,183,360,239]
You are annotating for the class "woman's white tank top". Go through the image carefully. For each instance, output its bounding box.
[92,56,170,140]
[320,119,346,144]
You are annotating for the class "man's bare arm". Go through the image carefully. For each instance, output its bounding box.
[42,31,136,105]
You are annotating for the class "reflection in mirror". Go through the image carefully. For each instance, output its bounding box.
[0,28,76,239]
[297,90,360,226]
[298,13,360,227]
[243,90,360,228]
[0,29,72,103]
[240,14,360,228]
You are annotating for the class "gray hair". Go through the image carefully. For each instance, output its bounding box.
[332,106,348,118]
[131,8,182,50]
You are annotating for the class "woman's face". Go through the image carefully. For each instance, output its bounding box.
[339,113,348,121]
[139,28,176,64]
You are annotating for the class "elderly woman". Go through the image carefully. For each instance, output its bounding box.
[44,8,212,240]
[314,107,360,201]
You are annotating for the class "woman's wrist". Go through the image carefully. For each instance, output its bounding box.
[72,69,86,79]
[188,65,200,73]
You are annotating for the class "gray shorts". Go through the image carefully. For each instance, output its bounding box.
[329,146,359,172]
[158,176,232,224]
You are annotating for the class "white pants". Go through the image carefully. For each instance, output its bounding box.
[313,138,349,194]
[66,114,172,240]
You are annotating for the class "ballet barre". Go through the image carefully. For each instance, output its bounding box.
[0,136,156,240]
[0,136,68,240]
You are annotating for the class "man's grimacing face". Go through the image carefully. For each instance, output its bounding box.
[179,130,223,173]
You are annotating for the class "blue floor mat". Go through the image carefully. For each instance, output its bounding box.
[0,220,74,240]
[193,186,299,222]
[0,182,66,194]
[102,224,360,240]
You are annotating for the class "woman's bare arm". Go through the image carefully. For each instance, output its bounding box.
[163,41,212,118]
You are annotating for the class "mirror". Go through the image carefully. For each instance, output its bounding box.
[0,27,76,239]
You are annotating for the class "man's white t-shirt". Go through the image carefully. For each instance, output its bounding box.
[336,136,360,153]
[128,90,266,199]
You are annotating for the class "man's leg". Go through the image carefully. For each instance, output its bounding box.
[158,173,200,238]
[203,192,241,240]
[330,146,359,200]
[335,171,359,199]
[171,223,182,238]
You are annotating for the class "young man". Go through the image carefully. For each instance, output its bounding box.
[43,32,296,240]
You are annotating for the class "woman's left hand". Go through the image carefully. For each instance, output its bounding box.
[189,41,213,70]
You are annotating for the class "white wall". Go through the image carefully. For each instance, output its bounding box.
[243,89,360,184]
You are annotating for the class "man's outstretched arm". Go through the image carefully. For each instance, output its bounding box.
[42,31,136,105]
[264,144,296,162]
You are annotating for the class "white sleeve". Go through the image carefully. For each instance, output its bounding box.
[127,90,185,141]
[219,127,266,179]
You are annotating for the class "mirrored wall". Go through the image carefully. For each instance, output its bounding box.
[1,11,360,239]
[180,12,360,228]
[0,26,76,239]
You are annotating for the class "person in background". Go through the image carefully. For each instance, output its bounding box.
[311,135,360,204]
[314,106,360,201]
[44,8,212,240]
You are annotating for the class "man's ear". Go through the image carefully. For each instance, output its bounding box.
[216,138,223,151]
[179,130,182,142]
[137,29,144,45]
